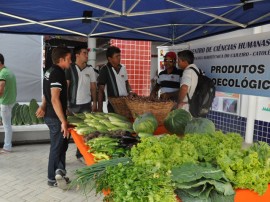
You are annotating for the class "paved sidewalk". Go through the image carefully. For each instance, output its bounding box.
[0,143,104,202]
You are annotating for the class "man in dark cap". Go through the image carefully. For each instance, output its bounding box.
[150,51,183,101]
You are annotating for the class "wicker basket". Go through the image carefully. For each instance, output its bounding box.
[108,97,132,119]
[125,99,176,125]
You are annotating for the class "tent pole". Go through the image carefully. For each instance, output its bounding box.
[172,25,175,45]
[245,96,257,144]
[87,37,97,68]
[244,26,262,144]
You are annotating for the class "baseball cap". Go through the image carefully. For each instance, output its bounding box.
[164,51,176,60]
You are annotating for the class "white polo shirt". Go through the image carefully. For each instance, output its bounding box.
[180,64,199,111]
[76,65,97,104]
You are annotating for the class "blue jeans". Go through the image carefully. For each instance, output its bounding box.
[44,117,69,182]
[1,104,14,151]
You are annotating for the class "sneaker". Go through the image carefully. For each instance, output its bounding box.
[0,149,11,154]
[77,157,86,165]
[55,174,68,190]
[63,176,71,184]
[47,180,57,187]
[47,178,69,188]
[55,169,68,190]
[55,169,66,177]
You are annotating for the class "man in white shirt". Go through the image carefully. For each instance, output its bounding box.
[66,45,97,162]
[177,50,199,112]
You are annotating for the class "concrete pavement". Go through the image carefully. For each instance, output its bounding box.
[0,143,104,202]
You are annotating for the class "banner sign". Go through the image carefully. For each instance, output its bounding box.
[190,32,270,97]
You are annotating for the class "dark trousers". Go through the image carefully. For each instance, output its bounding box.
[107,102,115,113]
[70,102,91,158]
[44,117,69,181]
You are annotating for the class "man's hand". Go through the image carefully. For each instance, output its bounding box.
[36,107,45,118]
[150,92,157,100]
[61,120,69,138]
[177,102,186,109]
[128,92,137,98]
[160,93,170,100]
[66,108,73,116]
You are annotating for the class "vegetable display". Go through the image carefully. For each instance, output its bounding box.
[183,132,243,163]
[172,162,235,202]
[96,163,176,202]
[131,135,198,170]
[164,109,192,135]
[70,112,133,135]
[133,112,158,137]
[184,117,215,135]
[217,141,270,195]
[70,111,270,201]
[11,99,44,125]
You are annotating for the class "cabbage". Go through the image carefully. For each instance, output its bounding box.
[133,112,158,134]
[164,109,192,135]
[184,118,215,134]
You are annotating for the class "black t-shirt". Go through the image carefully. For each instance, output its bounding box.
[97,62,122,97]
[43,65,67,119]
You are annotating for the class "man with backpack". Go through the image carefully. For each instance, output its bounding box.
[176,50,198,112]
[176,50,215,117]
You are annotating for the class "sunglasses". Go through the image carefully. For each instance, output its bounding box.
[164,59,174,63]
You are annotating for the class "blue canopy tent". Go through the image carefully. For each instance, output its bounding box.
[1,0,270,44]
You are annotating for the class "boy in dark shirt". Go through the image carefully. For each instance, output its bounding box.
[36,46,71,189]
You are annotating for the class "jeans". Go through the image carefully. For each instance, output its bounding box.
[44,117,69,181]
[1,104,14,151]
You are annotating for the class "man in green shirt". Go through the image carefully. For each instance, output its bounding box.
[0,53,17,153]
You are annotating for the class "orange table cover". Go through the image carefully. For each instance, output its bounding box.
[70,129,95,166]
[70,127,270,201]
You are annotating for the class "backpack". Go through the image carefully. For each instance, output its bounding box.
[187,67,216,117]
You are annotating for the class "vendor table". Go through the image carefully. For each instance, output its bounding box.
[70,129,95,166]
[70,127,270,202]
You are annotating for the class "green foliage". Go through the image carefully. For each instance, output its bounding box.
[172,162,235,202]
[164,109,192,135]
[11,99,44,125]
[21,104,32,125]
[11,103,19,125]
[15,105,23,125]
[96,163,176,202]
[29,99,40,124]
[131,135,198,171]
[216,141,270,195]
[184,118,215,135]
[183,131,243,163]
[70,157,131,195]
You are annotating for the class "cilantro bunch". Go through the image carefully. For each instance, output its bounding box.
[96,163,176,202]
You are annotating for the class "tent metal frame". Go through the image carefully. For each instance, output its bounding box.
[0,0,269,43]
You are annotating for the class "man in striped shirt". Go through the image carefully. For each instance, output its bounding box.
[150,52,183,102]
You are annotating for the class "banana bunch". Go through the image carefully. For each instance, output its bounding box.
[70,112,133,136]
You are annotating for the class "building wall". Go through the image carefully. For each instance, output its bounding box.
[110,39,151,96]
